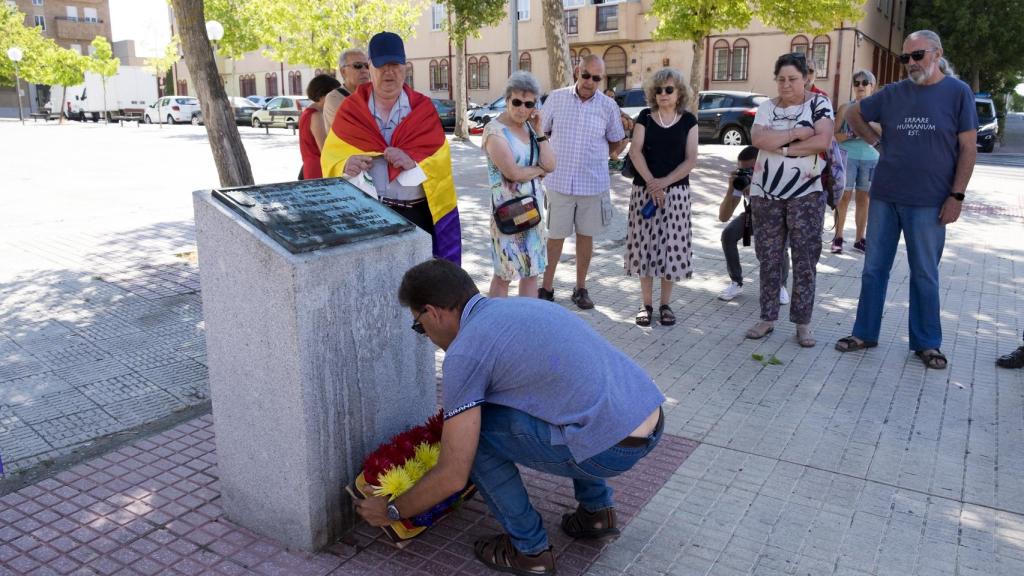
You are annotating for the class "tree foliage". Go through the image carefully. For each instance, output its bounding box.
[0,3,82,87]
[203,0,423,70]
[88,36,120,78]
[649,0,862,111]
[906,0,1024,93]
[440,0,506,138]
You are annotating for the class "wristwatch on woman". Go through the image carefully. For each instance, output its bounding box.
[950,192,965,201]
[535,135,549,143]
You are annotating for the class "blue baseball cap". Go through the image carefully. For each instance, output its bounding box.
[368,32,406,67]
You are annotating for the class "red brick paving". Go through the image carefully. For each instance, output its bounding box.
[0,415,696,576]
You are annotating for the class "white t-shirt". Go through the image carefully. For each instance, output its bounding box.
[751,94,833,200]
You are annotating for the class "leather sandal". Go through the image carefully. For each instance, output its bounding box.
[835,336,878,352]
[795,324,816,348]
[659,304,676,326]
[561,505,620,540]
[915,348,948,370]
[745,321,774,339]
[636,305,653,326]
[473,534,556,575]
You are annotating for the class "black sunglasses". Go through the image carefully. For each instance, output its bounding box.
[510,98,536,109]
[345,62,369,70]
[580,72,602,82]
[411,310,426,335]
[654,86,675,95]
[852,80,873,87]
[898,49,936,64]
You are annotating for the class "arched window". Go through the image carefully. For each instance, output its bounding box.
[405,63,414,88]
[603,45,626,92]
[811,35,830,78]
[314,68,336,79]
[468,56,479,90]
[790,35,809,57]
[429,59,439,91]
[569,49,578,68]
[239,74,256,97]
[288,71,302,95]
[439,58,450,90]
[478,56,490,90]
[712,39,730,81]
[518,52,531,73]
[265,73,278,97]
[731,38,749,81]
[176,80,188,96]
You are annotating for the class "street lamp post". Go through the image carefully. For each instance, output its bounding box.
[7,47,25,124]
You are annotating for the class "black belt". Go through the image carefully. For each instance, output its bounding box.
[617,407,664,448]
[380,197,427,209]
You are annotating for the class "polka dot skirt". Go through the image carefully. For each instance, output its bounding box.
[624,184,693,281]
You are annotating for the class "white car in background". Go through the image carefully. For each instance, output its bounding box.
[144,96,201,124]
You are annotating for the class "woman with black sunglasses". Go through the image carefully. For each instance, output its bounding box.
[746,53,834,347]
[624,67,698,327]
[832,69,881,254]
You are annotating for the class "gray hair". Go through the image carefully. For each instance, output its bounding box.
[852,69,876,85]
[338,48,366,70]
[904,30,956,78]
[505,70,541,100]
[642,67,691,112]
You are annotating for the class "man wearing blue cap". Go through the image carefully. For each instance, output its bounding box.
[322,32,462,263]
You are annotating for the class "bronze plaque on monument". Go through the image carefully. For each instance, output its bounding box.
[213,178,416,254]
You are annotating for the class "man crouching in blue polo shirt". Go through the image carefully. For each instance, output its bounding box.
[354,258,665,575]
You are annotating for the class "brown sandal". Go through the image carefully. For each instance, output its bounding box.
[835,336,878,352]
[473,534,556,575]
[560,505,620,540]
[915,348,948,370]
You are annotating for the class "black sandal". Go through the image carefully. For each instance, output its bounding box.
[636,305,653,326]
[835,336,878,352]
[659,304,676,326]
[915,348,948,370]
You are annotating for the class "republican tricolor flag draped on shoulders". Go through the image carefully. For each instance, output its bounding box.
[320,83,461,265]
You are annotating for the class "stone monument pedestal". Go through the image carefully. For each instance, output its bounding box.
[193,186,435,551]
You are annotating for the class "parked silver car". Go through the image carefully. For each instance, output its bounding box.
[250,95,312,129]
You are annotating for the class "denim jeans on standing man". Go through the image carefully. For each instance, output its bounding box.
[470,403,663,555]
[852,198,946,350]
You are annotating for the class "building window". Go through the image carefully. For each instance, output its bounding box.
[33,0,44,5]
[712,39,730,81]
[440,58,449,90]
[431,2,445,31]
[790,35,809,57]
[405,63,413,88]
[288,71,302,95]
[265,73,278,97]
[563,0,584,6]
[240,75,256,97]
[83,8,98,22]
[65,6,77,20]
[564,9,578,35]
[431,59,449,91]
[468,56,478,90]
[478,56,489,90]
[34,15,45,30]
[603,45,626,92]
[811,35,830,78]
[314,68,336,78]
[69,44,81,54]
[429,59,438,90]
[731,38,749,81]
[518,52,531,73]
[569,49,578,67]
[596,5,618,32]
[517,0,529,21]
[177,80,188,96]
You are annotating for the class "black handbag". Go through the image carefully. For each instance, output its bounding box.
[621,155,636,179]
[493,125,542,235]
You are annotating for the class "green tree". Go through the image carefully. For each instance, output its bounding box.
[540,0,574,90]
[145,37,180,128]
[441,0,505,138]
[88,36,120,122]
[38,46,88,124]
[0,3,58,87]
[649,0,863,112]
[204,0,422,70]
[906,0,1024,93]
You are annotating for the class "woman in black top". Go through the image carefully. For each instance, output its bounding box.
[625,68,699,327]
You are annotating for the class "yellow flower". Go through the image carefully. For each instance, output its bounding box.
[413,442,440,471]
[374,466,414,500]
[404,459,426,483]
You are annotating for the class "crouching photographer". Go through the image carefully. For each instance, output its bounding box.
[717,146,791,303]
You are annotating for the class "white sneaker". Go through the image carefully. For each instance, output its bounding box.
[719,282,743,301]
[779,286,791,305]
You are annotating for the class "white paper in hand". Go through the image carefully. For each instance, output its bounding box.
[346,171,377,199]
[396,165,427,187]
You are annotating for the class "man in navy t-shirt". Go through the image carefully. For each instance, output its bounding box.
[835,30,977,370]
[354,259,665,575]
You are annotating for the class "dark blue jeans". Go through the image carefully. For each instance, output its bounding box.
[470,404,663,555]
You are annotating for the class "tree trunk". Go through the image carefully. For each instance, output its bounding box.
[453,39,469,139]
[170,0,254,188]
[59,85,66,125]
[688,39,705,115]
[102,77,109,124]
[972,68,980,93]
[540,0,573,89]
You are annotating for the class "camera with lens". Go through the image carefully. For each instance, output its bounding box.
[732,167,753,192]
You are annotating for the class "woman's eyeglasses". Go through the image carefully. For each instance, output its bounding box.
[344,62,369,70]
[654,86,675,95]
[411,310,426,335]
[898,49,937,64]
[852,80,872,87]
[510,99,536,109]
[771,107,802,123]
[580,72,603,82]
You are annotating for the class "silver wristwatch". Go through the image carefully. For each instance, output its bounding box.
[386,503,401,521]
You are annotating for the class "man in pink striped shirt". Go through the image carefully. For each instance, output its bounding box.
[540,55,627,309]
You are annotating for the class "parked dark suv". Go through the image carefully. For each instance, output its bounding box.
[697,91,768,145]
[976,96,998,153]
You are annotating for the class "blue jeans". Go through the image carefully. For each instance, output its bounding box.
[852,198,945,350]
[845,157,877,191]
[470,404,662,555]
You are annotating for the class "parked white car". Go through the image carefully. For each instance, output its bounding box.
[250,95,311,129]
[144,96,201,124]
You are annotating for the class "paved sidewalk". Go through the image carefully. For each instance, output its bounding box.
[1,121,1023,575]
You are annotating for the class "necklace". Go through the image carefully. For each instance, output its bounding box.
[656,108,677,127]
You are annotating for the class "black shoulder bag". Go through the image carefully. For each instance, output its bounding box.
[492,125,543,235]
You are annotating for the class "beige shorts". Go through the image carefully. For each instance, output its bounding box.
[545,190,612,239]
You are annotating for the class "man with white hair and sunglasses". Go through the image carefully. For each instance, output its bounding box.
[836,30,977,371]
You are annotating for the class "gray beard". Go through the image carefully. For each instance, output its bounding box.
[909,63,935,85]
